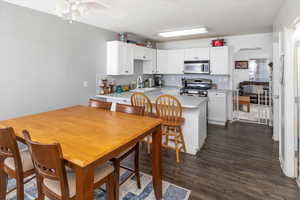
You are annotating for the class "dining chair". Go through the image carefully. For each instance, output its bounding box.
[89,98,112,110]
[22,130,116,200]
[0,127,35,200]
[112,103,144,199]
[155,95,187,163]
[130,92,153,153]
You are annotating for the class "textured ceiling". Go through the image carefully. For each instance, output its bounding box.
[3,0,284,41]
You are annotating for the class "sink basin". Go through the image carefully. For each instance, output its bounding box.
[131,88,159,93]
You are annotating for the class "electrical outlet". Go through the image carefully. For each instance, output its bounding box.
[83,81,88,87]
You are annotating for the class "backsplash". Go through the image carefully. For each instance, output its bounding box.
[163,74,230,89]
[96,61,152,94]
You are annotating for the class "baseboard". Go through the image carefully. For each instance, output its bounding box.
[208,120,226,126]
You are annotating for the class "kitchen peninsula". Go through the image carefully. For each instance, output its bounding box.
[95,88,208,155]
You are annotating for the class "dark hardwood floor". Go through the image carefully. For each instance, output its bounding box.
[125,122,300,200]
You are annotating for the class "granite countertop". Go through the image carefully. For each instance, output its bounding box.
[95,88,208,109]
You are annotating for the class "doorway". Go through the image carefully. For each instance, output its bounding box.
[232,49,273,126]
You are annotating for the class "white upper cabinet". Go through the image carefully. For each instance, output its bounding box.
[107,41,134,75]
[157,49,184,74]
[157,50,169,74]
[210,46,229,75]
[143,49,157,74]
[184,48,210,61]
[168,49,184,74]
[133,45,153,61]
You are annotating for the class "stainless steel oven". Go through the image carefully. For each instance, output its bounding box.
[183,60,210,74]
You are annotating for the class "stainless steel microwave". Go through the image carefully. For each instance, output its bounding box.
[183,60,210,74]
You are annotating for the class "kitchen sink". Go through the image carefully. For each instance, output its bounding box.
[130,88,159,93]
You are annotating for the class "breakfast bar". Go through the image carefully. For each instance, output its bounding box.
[95,88,208,155]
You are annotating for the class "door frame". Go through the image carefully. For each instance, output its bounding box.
[294,26,300,181]
[280,27,297,178]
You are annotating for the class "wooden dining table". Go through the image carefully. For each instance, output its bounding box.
[0,105,163,200]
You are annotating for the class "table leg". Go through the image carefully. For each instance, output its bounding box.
[152,125,162,200]
[75,166,94,200]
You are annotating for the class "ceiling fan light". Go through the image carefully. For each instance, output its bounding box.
[158,28,208,38]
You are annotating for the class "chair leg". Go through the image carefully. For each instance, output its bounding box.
[147,136,151,154]
[174,135,180,163]
[112,159,120,200]
[178,127,187,153]
[36,175,45,200]
[0,166,7,200]
[107,173,116,200]
[134,143,141,189]
[165,127,169,146]
[15,176,24,200]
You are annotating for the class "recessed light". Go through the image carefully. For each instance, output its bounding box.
[158,28,208,38]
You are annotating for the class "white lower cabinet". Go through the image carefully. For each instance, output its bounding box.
[208,91,227,126]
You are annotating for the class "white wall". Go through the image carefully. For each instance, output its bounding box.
[157,33,273,89]
[273,0,300,178]
[0,1,117,120]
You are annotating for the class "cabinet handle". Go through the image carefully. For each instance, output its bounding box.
[194,57,199,59]
[125,70,128,73]
[143,56,146,59]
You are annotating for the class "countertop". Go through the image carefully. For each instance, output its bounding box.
[95,88,208,109]
[208,89,233,93]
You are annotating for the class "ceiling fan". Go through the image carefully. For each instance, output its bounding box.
[55,0,111,22]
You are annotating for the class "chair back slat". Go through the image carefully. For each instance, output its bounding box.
[23,130,70,198]
[89,98,112,110]
[155,95,182,124]
[0,127,23,172]
[116,103,144,116]
[131,93,153,116]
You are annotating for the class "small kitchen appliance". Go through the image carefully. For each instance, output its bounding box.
[148,78,155,87]
[183,60,210,74]
[154,75,164,87]
[180,78,212,97]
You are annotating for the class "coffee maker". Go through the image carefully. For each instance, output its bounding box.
[154,75,164,87]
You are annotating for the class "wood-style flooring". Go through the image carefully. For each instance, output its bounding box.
[125,122,300,200]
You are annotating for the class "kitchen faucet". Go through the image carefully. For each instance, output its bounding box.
[137,75,143,88]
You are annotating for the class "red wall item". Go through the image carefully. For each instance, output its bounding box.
[212,39,225,47]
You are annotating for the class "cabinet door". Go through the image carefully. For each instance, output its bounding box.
[133,45,144,60]
[168,49,184,74]
[157,50,169,74]
[210,46,229,75]
[184,48,196,61]
[144,47,153,61]
[184,48,210,61]
[106,41,133,75]
[143,49,157,74]
[194,48,210,60]
[122,43,134,75]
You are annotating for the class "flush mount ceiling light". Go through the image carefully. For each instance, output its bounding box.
[158,27,208,38]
